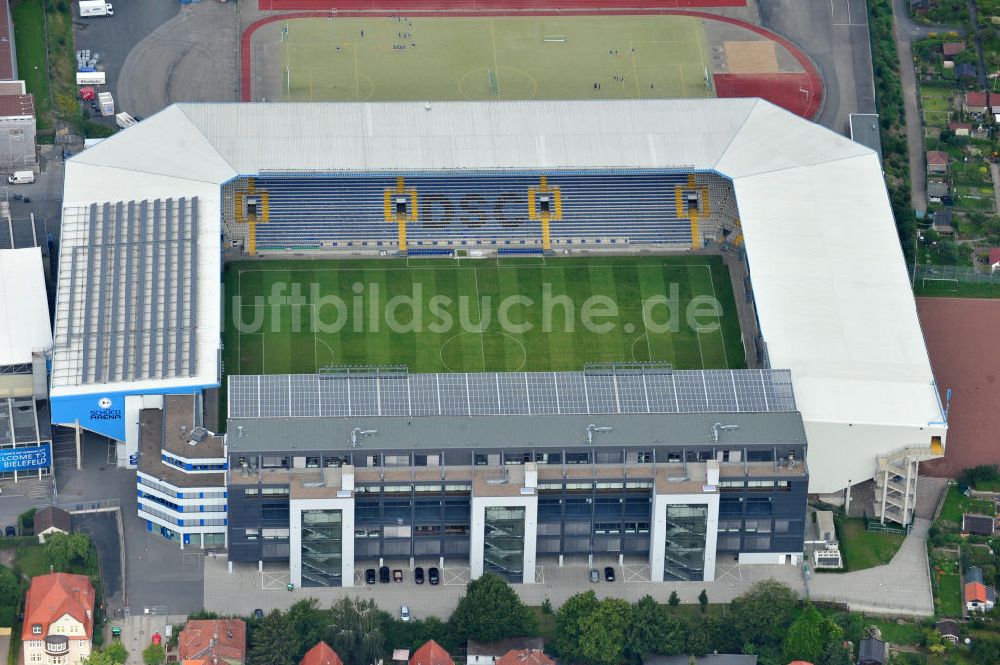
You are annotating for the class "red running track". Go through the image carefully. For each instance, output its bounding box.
[261,0,744,12]
[241,8,822,120]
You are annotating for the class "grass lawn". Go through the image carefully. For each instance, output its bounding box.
[871,618,925,645]
[939,485,995,525]
[920,86,954,126]
[527,607,556,641]
[222,255,745,375]
[937,570,963,616]
[835,517,905,571]
[11,0,51,133]
[267,15,713,102]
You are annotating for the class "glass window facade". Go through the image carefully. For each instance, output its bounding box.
[484,506,526,583]
[663,504,707,582]
[300,509,343,587]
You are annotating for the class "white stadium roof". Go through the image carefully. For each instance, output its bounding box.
[0,247,51,367]
[55,99,945,491]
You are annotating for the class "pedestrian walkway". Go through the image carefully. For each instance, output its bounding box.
[810,517,935,616]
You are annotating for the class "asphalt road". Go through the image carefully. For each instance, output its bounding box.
[73,511,123,603]
[71,0,180,119]
[759,0,876,134]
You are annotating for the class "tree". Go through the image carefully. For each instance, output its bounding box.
[449,574,537,643]
[782,604,826,664]
[287,599,330,661]
[578,598,631,665]
[248,610,295,665]
[554,591,599,662]
[819,641,853,665]
[697,589,708,613]
[44,532,91,571]
[0,566,19,602]
[103,642,129,664]
[82,653,119,665]
[655,609,687,656]
[326,597,385,665]
[728,580,799,649]
[684,621,710,657]
[142,644,165,665]
[626,596,666,661]
[667,591,680,608]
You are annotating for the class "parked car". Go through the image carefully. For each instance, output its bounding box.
[428,567,439,585]
[4,525,15,537]
[590,569,599,583]
[365,568,376,585]
[400,605,410,622]
[414,567,424,584]
[392,569,403,582]
[604,566,615,582]
[252,608,264,620]
[379,566,390,583]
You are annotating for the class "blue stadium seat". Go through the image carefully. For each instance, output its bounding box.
[249,171,718,250]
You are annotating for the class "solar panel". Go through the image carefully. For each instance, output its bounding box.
[51,199,200,387]
[228,369,797,419]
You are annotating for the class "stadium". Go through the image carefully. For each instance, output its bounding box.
[48,98,945,586]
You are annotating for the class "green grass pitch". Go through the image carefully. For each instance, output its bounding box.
[269,15,713,102]
[221,255,746,376]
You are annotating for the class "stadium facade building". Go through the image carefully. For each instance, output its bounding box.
[0,247,53,482]
[53,99,945,575]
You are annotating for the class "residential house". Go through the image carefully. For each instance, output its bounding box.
[927,151,949,174]
[410,641,453,665]
[962,513,995,536]
[858,637,888,665]
[964,91,989,115]
[34,506,71,544]
[935,619,960,644]
[467,640,544,665]
[178,619,247,665]
[300,642,343,665]
[964,569,996,612]
[989,247,1000,272]
[21,572,95,665]
[645,656,758,665]
[949,122,972,137]
[956,63,978,81]
[495,650,554,665]
[909,0,929,15]
[933,209,955,234]
[927,179,950,201]
[943,42,966,56]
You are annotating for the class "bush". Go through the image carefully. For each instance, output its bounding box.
[19,507,36,533]
[957,465,1000,488]
[0,606,15,627]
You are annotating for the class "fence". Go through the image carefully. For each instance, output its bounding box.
[912,264,1000,286]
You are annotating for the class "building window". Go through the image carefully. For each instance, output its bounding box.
[305,457,320,468]
[746,450,774,462]
[32,625,42,635]
[565,452,590,465]
[261,456,288,469]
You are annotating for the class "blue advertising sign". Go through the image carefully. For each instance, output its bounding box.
[0,444,52,472]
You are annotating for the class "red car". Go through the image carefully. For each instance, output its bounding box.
[79,87,96,102]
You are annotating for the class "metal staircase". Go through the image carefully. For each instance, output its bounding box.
[873,439,944,525]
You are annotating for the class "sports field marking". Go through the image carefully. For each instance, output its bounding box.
[472,267,487,371]
[698,263,730,368]
[489,18,501,99]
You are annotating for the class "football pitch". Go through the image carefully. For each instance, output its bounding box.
[221,255,746,376]
[267,15,713,101]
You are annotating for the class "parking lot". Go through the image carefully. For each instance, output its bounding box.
[203,555,804,618]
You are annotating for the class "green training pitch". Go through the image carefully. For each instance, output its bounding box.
[221,255,746,376]
[264,15,713,102]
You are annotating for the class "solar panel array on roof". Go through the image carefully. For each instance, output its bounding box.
[51,199,199,387]
[228,369,796,419]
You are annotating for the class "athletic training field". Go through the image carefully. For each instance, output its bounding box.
[222,256,745,375]
[263,15,712,101]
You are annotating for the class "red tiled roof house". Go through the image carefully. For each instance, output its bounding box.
[22,573,96,665]
[495,650,554,665]
[301,642,343,665]
[410,641,453,665]
[179,619,247,665]
[926,151,949,174]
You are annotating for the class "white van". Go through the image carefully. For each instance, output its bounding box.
[8,171,34,184]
